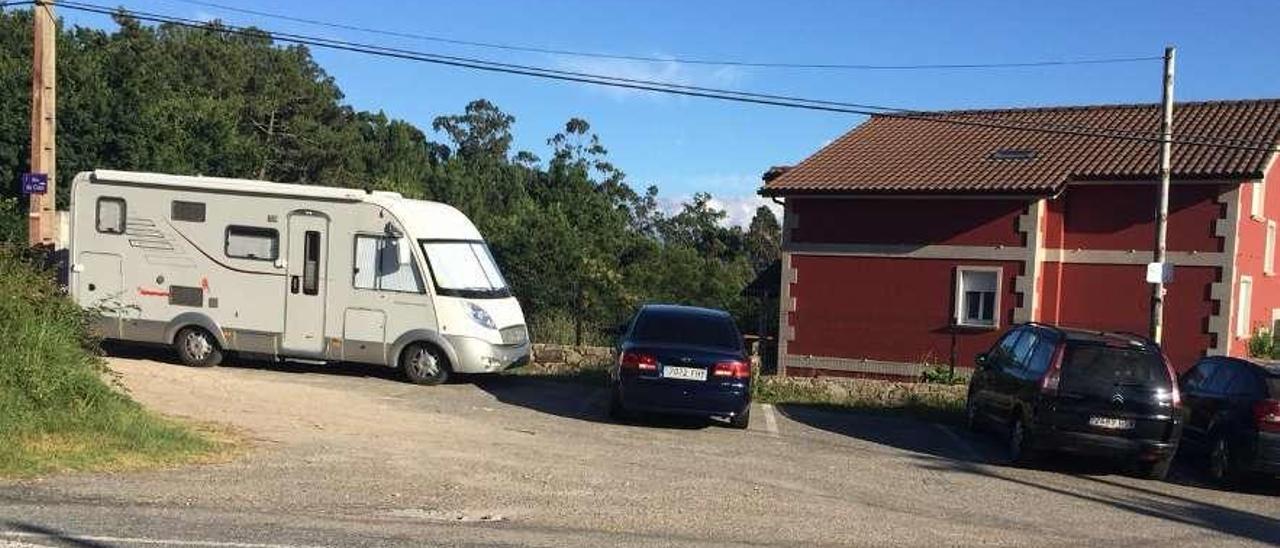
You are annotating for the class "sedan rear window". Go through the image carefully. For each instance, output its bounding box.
[1059,343,1172,394]
[1266,373,1280,398]
[632,312,741,351]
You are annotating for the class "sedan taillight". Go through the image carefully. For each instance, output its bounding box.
[619,351,657,372]
[1254,399,1280,433]
[713,360,750,379]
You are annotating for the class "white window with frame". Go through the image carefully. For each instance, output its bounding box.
[224,226,278,261]
[1237,276,1254,338]
[954,266,1001,328]
[353,235,424,293]
[1253,182,1266,219]
[1267,221,1277,276]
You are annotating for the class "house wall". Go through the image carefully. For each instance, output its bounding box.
[778,181,1247,379]
[786,255,1021,369]
[1044,184,1224,252]
[1040,263,1216,371]
[1036,182,1230,370]
[1231,158,1280,356]
[789,197,1026,247]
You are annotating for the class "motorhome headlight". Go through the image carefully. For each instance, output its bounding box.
[465,302,497,330]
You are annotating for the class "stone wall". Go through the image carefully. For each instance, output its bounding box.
[532,343,614,369]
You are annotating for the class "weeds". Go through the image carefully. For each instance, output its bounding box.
[508,355,966,424]
[0,246,218,477]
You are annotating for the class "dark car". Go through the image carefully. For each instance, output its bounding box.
[609,304,751,429]
[1178,356,1280,485]
[966,323,1183,479]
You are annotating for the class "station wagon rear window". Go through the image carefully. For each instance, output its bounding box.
[225,226,279,261]
[1059,343,1172,395]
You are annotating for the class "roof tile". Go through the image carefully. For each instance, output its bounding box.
[762,99,1280,195]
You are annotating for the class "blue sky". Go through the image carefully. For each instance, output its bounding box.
[56,0,1280,225]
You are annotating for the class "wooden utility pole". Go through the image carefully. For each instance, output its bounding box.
[27,0,57,248]
[1150,46,1176,343]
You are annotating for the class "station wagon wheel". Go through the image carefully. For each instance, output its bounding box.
[1209,436,1238,486]
[1007,416,1036,466]
[402,343,449,386]
[964,395,980,432]
[174,327,223,368]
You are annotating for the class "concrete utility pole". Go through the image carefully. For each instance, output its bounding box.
[1150,46,1176,343]
[27,0,57,248]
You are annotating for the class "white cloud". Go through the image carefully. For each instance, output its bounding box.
[551,55,747,102]
[655,172,779,228]
[661,192,781,229]
[710,194,782,228]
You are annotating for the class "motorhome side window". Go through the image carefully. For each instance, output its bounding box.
[225,226,279,261]
[96,197,126,234]
[354,235,424,293]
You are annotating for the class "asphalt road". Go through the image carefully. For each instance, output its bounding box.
[1,349,1278,547]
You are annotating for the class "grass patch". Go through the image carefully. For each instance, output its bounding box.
[507,358,967,424]
[753,376,966,424]
[0,247,222,478]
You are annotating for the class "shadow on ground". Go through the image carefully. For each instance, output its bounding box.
[473,375,710,430]
[101,341,403,382]
[2,520,109,548]
[779,402,1280,544]
[917,455,1280,545]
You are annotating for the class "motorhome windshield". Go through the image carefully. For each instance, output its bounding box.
[419,240,511,299]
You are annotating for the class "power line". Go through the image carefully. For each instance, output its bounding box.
[44,1,1280,152]
[161,0,1163,72]
[44,1,1270,149]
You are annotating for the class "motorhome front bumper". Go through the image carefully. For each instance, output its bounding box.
[446,334,531,373]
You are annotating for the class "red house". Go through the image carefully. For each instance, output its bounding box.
[760,99,1280,379]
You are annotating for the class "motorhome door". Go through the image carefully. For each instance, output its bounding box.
[282,212,328,356]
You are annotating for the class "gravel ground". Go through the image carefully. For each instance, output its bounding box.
[1,349,1278,547]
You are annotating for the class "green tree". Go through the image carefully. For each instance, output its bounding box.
[746,205,781,272]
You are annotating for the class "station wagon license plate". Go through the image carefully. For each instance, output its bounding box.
[662,365,707,382]
[1088,416,1135,430]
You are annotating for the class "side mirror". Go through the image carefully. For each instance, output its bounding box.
[974,353,990,369]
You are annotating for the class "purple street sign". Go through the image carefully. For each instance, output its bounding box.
[21,173,48,195]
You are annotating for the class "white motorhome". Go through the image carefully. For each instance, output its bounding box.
[68,169,530,385]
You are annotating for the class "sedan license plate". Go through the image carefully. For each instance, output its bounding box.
[1088,416,1135,430]
[662,365,707,382]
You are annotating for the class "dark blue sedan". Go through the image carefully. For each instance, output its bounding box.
[609,304,751,429]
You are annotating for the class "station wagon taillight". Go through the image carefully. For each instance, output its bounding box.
[1039,344,1065,395]
[713,360,750,379]
[1255,399,1280,433]
[619,351,657,371]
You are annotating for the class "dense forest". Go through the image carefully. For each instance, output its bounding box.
[0,8,780,345]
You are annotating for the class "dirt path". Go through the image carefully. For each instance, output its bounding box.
[1,353,1277,547]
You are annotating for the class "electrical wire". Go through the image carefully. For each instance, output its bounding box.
[160,0,1163,72]
[42,1,1280,152]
